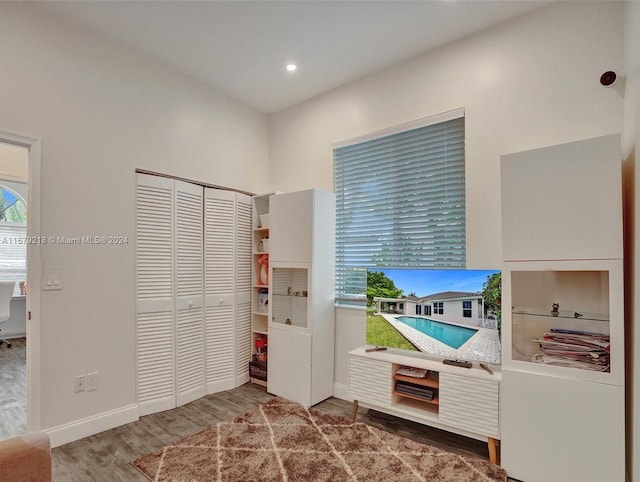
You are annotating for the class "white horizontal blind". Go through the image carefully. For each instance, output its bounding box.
[0,223,26,293]
[334,115,465,303]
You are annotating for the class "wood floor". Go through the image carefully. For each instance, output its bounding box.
[0,337,27,439]
[1,340,495,481]
[52,383,490,481]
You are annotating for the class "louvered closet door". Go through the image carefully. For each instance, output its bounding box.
[204,188,236,393]
[136,174,176,416]
[174,180,205,407]
[235,193,252,385]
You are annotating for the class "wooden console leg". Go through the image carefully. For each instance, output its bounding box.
[351,400,359,421]
[487,437,500,465]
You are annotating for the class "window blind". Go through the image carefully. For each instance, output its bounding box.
[334,115,465,304]
[0,223,26,295]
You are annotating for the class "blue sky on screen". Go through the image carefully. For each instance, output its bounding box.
[374,269,500,297]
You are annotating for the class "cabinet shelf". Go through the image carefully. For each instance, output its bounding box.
[392,372,440,406]
[393,390,439,405]
[393,373,439,389]
[251,192,272,388]
[512,307,608,322]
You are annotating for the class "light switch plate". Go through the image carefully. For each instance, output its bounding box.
[43,273,63,291]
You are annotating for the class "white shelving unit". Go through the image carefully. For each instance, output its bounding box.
[267,189,335,406]
[499,134,625,482]
[250,193,272,386]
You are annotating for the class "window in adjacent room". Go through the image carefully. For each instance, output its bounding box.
[434,301,444,315]
[334,109,465,305]
[0,183,27,296]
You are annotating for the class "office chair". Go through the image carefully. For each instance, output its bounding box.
[0,281,15,348]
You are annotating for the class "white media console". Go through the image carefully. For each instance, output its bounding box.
[349,346,501,463]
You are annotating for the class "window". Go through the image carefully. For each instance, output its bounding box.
[424,305,431,316]
[415,305,421,315]
[462,300,472,318]
[0,183,27,296]
[334,110,465,304]
[433,302,444,315]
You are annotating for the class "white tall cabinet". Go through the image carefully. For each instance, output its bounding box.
[135,173,251,416]
[267,189,335,406]
[499,134,624,482]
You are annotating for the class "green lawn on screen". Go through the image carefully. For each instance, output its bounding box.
[366,312,418,351]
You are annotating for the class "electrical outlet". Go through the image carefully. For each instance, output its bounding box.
[86,372,98,391]
[74,375,85,393]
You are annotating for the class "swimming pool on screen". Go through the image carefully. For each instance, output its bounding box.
[395,316,478,349]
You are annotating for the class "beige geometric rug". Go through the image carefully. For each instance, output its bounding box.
[133,397,507,481]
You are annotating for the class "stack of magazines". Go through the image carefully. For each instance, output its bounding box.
[531,328,610,372]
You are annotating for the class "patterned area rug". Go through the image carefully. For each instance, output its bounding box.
[133,397,507,481]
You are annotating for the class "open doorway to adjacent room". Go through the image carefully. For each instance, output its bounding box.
[0,141,28,438]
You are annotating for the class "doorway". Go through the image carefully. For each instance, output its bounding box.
[0,130,42,437]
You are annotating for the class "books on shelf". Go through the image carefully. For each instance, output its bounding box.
[531,328,610,372]
[395,380,435,400]
[258,289,268,313]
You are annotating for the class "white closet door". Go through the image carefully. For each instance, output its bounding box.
[174,180,205,407]
[204,188,236,393]
[235,193,252,385]
[135,174,175,416]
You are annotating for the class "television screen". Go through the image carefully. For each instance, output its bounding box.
[367,268,501,365]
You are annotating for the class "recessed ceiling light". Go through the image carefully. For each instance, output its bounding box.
[286,64,297,72]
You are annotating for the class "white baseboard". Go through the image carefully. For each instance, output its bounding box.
[333,382,351,401]
[46,404,139,448]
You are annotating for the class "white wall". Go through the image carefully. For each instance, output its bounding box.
[269,2,624,389]
[624,1,640,479]
[0,2,269,435]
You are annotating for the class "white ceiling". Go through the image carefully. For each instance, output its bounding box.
[39,1,550,113]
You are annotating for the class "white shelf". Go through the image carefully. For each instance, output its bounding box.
[512,307,608,323]
[251,193,272,386]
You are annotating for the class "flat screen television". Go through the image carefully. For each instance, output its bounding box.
[366,268,502,365]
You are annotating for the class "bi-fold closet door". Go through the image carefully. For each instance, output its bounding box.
[135,173,251,417]
[204,188,252,392]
